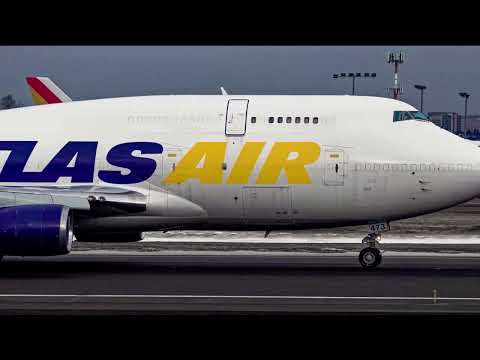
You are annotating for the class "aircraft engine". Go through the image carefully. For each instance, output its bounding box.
[0,204,73,256]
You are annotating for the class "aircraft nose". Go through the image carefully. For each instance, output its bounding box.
[450,140,480,200]
[414,131,480,209]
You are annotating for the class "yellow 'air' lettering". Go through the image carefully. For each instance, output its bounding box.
[226,142,266,184]
[256,142,320,184]
[163,142,227,184]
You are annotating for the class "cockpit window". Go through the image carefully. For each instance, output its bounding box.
[411,111,429,121]
[393,111,430,122]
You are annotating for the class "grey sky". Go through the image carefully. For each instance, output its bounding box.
[1,46,479,114]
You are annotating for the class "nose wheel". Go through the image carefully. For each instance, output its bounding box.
[359,233,382,269]
[359,247,382,269]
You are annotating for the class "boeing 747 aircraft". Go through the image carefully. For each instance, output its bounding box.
[0,94,477,268]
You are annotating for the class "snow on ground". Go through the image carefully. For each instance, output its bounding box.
[141,236,480,244]
[141,200,480,245]
[142,232,480,244]
[71,249,480,257]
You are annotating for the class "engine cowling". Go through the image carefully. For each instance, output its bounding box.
[74,231,144,243]
[0,204,73,256]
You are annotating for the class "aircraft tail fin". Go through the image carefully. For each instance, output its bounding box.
[26,76,72,105]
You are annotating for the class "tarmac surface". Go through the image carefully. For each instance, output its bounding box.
[4,199,480,316]
[2,253,480,315]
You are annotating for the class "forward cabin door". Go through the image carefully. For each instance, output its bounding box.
[323,148,348,213]
[225,99,249,135]
[324,149,346,186]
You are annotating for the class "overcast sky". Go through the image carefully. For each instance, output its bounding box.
[1,46,480,114]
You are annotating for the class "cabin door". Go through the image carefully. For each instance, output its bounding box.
[162,148,187,197]
[324,149,346,186]
[225,99,249,136]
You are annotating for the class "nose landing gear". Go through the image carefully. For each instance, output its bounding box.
[359,233,382,269]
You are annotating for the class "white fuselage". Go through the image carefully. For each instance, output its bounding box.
[0,95,479,231]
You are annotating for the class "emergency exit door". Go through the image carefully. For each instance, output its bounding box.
[324,149,346,186]
[225,99,249,135]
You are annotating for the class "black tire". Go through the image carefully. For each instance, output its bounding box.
[359,247,382,269]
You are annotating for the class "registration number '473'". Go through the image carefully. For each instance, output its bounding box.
[368,222,390,233]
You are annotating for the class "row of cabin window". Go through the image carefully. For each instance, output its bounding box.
[250,116,319,124]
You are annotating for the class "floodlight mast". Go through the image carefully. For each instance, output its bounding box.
[332,72,377,95]
[459,92,470,134]
[414,84,427,112]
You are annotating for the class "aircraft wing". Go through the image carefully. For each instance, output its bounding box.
[0,185,146,215]
[0,184,207,220]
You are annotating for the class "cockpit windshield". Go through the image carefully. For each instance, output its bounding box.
[393,111,430,122]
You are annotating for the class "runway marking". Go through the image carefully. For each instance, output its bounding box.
[0,294,480,301]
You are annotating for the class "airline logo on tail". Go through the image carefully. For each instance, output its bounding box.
[26,77,72,105]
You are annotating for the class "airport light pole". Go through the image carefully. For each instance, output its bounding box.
[460,92,470,135]
[333,72,376,95]
[414,84,427,112]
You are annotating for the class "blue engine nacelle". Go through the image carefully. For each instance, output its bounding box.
[0,204,73,256]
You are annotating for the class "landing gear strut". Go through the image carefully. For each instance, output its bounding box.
[359,233,382,269]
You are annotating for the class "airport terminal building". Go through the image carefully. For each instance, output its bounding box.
[428,112,461,134]
[428,112,480,139]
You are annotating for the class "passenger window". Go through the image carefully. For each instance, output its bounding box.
[313,117,319,124]
[268,117,274,123]
[278,117,283,123]
[304,117,310,124]
[286,117,292,123]
[251,117,256,123]
[295,117,301,124]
